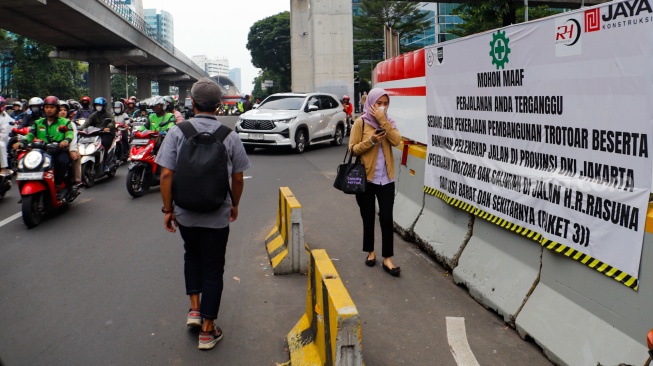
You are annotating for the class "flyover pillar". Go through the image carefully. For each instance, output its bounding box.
[177,82,191,104]
[137,76,152,99]
[158,80,171,96]
[88,61,111,102]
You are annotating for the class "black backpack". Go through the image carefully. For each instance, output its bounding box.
[172,121,233,212]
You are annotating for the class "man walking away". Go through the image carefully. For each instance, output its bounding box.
[156,78,251,350]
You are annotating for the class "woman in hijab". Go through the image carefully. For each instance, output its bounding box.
[349,88,402,276]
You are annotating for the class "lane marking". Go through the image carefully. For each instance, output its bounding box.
[0,212,22,228]
[446,317,480,366]
[244,176,252,179]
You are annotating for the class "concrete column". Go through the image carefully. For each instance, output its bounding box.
[290,0,353,97]
[137,76,152,99]
[88,61,111,102]
[178,83,191,104]
[158,80,171,96]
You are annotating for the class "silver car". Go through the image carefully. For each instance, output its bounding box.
[235,92,347,153]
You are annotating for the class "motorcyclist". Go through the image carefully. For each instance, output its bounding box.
[81,97,115,172]
[74,96,93,122]
[113,101,131,161]
[342,95,353,136]
[18,97,45,129]
[124,98,138,117]
[58,101,83,187]
[14,96,74,189]
[10,101,22,120]
[0,97,13,176]
[138,96,175,133]
[163,95,183,123]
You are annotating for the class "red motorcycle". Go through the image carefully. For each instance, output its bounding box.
[15,139,80,228]
[126,130,161,197]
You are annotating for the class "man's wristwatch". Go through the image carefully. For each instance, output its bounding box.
[161,205,174,214]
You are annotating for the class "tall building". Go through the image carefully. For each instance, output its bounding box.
[119,0,143,18]
[229,68,242,93]
[144,8,174,49]
[435,3,463,43]
[191,55,229,78]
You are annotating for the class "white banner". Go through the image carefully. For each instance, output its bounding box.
[424,0,653,289]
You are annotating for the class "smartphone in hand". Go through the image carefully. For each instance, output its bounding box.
[375,128,385,134]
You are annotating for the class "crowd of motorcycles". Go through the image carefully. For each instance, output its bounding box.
[0,97,189,228]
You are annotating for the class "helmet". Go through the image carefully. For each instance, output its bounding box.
[68,100,81,111]
[0,96,5,112]
[163,95,175,111]
[342,95,350,101]
[137,101,148,110]
[151,96,165,107]
[93,97,107,106]
[113,101,124,114]
[43,96,60,107]
[13,101,22,108]
[28,97,44,107]
[59,100,70,110]
[81,96,91,104]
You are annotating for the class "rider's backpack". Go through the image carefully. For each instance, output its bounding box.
[172,121,233,212]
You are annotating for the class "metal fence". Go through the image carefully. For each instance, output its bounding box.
[100,0,207,77]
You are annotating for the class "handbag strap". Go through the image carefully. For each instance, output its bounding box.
[343,118,366,163]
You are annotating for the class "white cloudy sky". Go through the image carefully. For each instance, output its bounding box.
[143,0,290,94]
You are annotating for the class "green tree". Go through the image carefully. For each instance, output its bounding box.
[111,74,137,101]
[246,11,291,92]
[7,35,87,99]
[451,1,563,38]
[353,0,431,84]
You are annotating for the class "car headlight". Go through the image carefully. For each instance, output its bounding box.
[275,118,296,124]
[24,151,43,169]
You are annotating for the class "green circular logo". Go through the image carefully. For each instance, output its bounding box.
[489,30,511,70]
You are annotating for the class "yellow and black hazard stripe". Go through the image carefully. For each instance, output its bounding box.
[424,186,639,291]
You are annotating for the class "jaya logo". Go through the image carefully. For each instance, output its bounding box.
[585,0,653,32]
[489,30,511,70]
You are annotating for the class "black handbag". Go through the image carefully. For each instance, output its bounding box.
[334,148,367,194]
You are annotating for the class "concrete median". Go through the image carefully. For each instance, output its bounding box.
[393,144,426,239]
[287,249,363,366]
[265,187,308,275]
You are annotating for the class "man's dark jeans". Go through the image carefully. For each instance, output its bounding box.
[178,224,229,321]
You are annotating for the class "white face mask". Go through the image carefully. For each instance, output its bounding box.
[31,106,40,113]
[377,106,386,112]
[114,108,121,114]
[95,106,103,112]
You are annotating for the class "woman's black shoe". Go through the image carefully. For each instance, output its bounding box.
[382,263,401,277]
[365,255,376,267]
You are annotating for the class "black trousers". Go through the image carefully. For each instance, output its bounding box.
[178,224,230,321]
[52,150,70,186]
[355,181,395,258]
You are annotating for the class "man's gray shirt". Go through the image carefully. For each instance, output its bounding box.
[155,115,251,229]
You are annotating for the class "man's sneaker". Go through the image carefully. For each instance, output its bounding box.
[186,309,201,328]
[198,325,223,350]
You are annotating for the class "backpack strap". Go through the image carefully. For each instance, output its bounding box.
[212,125,233,142]
[177,121,198,139]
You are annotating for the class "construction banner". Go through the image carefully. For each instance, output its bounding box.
[423,0,653,290]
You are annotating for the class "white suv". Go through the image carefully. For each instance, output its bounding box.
[235,92,347,153]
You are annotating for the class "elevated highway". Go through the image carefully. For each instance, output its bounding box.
[0,0,208,100]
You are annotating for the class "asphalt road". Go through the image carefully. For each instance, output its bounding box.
[0,116,552,365]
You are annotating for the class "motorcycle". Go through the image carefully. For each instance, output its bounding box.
[77,125,118,187]
[645,328,653,366]
[15,139,80,228]
[126,130,161,198]
[8,126,30,175]
[114,120,131,163]
[0,173,10,200]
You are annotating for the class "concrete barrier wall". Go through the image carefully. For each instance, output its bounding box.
[287,249,363,366]
[390,141,652,365]
[265,187,308,275]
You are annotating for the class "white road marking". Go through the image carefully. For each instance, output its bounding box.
[0,212,22,228]
[244,176,252,179]
[446,317,480,366]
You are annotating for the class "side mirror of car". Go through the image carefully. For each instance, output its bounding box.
[307,105,319,112]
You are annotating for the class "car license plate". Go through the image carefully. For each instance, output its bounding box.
[16,172,44,180]
[131,139,149,145]
[249,133,264,141]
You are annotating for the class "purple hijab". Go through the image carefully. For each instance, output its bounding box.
[360,87,397,129]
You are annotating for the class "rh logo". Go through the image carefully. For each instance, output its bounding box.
[585,8,601,32]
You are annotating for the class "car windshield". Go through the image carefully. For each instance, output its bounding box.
[258,96,305,110]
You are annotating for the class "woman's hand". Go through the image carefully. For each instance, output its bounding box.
[370,105,386,122]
